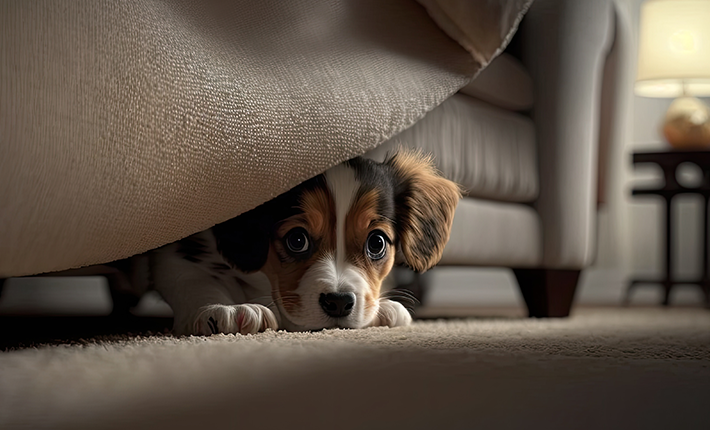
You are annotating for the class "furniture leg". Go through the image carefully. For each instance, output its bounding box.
[512,269,581,317]
[662,195,673,306]
[703,195,710,306]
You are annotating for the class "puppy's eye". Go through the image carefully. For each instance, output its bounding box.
[285,228,310,254]
[365,230,388,260]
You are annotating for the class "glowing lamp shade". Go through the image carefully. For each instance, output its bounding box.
[635,0,710,98]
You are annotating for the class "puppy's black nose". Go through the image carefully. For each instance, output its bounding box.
[319,292,355,318]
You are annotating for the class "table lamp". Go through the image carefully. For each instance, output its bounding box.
[635,0,710,148]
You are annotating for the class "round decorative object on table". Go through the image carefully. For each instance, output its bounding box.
[662,96,710,149]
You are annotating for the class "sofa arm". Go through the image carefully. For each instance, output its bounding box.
[520,0,614,269]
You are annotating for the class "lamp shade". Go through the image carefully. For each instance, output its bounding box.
[635,0,710,98]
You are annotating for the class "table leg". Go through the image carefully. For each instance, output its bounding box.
[703,195,710,306]
[663,195,673,306]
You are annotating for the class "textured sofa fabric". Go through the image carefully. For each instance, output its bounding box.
[0,0,531,277]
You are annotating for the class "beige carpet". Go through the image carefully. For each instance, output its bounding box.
[1,307,709,429]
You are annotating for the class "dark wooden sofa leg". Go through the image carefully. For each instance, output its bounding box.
[512,269,581,318]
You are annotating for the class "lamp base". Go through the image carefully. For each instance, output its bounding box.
[662,96,710,149]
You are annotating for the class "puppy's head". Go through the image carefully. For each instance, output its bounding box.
[214,151,460,330]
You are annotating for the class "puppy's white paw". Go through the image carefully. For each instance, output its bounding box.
[372,299,413,328]
[193,304,279,335]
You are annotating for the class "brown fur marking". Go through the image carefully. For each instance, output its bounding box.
[265,187,337,316]
[346,189,395,313]
[387,150,461,273]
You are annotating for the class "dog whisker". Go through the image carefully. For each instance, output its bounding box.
[382,289,420,305]
[380,291,418,317]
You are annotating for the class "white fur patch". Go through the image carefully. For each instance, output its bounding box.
[371,299,411,327]
[285,254,374,330]
[324,164,360,272]
[193,303,278,335]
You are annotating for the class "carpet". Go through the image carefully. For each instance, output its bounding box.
[1,307,709,429]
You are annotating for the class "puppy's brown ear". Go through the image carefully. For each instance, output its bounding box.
[386,150,461,273]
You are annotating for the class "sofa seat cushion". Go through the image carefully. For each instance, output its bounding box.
[439,197,542,267]
[369,94,538,203]
[459,53,534,111]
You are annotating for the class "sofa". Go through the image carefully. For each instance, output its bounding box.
[368,0,621,317]
[1,0,624,320]
[0,0,530,279]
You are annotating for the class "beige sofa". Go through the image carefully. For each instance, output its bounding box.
[1,0,536,315]
[369,0,621,317]
[0,0,530,279]
[1,0,623,320]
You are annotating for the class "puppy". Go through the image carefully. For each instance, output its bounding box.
[152,151,460,335]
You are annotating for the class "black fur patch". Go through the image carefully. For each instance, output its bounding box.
[210,262,232,274]
[213,175,326,273]
[346,157,396,224]
[207,317,219,334]
[213,212,272,272]
[389,160,415,250]
[176,236,209,263]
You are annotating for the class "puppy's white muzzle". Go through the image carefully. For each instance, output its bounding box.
[278,256,376,331]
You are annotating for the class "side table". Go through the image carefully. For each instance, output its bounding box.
[626,150,710,306]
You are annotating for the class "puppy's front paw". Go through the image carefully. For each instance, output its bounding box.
[193,304,279,336]
[372,299,413,328]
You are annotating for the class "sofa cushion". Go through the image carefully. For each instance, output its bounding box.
[439,197,542,267]
[368,94,538,203]
[459,53,534,111]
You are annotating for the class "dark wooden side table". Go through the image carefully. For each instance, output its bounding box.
[626,150,710,306]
